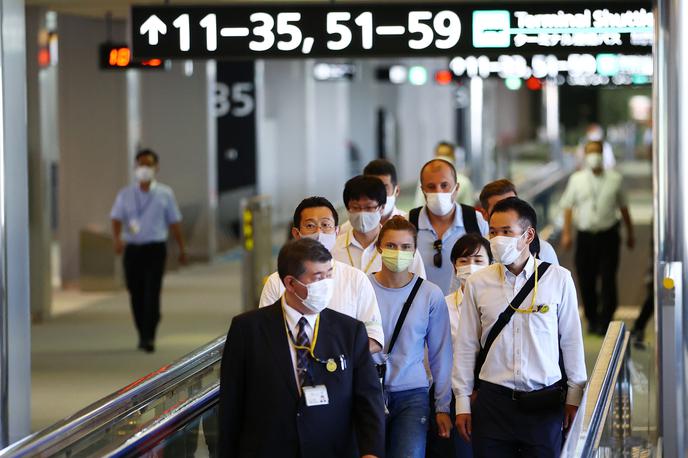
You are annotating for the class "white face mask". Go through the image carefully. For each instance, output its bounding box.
[585,153,603,170]
[294,277,334,314]
[425,189,456,216]
[135,166,155,183]
[298,231,337,252]
[587,128,604,142]
[349,211,381,233]
[383,194,397,217]
[456,264,485,282]
[490,233,527,266]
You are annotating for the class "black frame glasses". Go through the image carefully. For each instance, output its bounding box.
[433,239,443,268]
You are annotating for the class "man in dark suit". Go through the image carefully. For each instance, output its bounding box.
[219,238,385,458]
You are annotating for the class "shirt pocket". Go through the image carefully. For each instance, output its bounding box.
[527,300,559,338]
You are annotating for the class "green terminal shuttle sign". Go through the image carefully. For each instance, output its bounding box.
[131,2,652,59]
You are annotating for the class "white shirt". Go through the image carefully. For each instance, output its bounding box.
[559,168,628,232]
[281,297,318,389]
[339,207,408,234]
[445,288,464,348]
[452,256,587,414]
[259,260,385,346]
[538,239,559,265]
[332,228,427,279]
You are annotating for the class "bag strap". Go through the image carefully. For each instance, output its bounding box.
[408,207,422,231]
[473,262,552,384]
[460,204,481,234]
[387,277,424,355]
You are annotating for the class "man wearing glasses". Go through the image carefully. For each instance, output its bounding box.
[259,196,384,352]
[333,175,426,278]
[410,159,488,295]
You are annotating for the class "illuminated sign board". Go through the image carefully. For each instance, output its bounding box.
[99,43,168,70]
[131,2,652,59]
[449,53,652,86]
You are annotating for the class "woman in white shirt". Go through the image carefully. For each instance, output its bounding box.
[437,233,493,458]
[447,234,493,342]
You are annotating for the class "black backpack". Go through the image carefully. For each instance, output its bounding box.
[408,204,481,235]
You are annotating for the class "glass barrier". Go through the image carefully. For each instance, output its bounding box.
[0,336,225,457]
[561,321,657,457]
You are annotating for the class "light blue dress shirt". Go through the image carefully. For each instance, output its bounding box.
[416,204,489,295]
[369,274,453,413]
[110,182,182,245]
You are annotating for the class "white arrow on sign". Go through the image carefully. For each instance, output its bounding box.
[140,15,167,45]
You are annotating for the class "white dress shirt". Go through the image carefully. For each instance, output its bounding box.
[452,256,587,414]
[445,288,464,348]
[282,297,318,389]
[332,228,427,279]
[339,207,408,234]
[259,260,385,346]
[559,168,627,232]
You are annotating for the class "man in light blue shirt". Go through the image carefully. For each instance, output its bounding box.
[411,159,489,295]
[110,149,186,353]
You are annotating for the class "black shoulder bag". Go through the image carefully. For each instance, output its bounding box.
[376,277,424,384]
[473,262,564,412]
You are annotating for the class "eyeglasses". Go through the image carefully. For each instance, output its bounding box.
[301,219,336,233]
[433,239,443,268]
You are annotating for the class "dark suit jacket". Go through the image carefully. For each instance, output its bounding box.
[218,301,385,458]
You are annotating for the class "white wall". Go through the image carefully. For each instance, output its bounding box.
[56,15,129,284]
[138,61,217,259]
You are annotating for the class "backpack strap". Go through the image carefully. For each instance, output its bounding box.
[408,206,422,231]
[460,204,480,234]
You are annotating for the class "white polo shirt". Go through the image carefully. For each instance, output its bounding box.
[259,260,384,346]
[332,228,427,278]
[559,168,627,232]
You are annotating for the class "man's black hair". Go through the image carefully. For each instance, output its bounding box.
[363,159,398,186]
[136,149,159,164]
[435,141,455,151]
[277,238,332,281]
[292,196,339,228]
[342,175,387,209]
[490,197,537,232]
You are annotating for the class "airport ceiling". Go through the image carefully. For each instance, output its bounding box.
[26,0,636,19]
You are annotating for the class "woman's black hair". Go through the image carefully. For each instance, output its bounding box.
[450,233,494,265]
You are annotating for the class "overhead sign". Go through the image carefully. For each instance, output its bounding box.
[131,3,652,59]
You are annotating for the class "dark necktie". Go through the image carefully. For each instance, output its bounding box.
[296,317,310,388]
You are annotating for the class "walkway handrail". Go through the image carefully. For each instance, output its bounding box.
[560,321,630,457]
[0,335,227,457]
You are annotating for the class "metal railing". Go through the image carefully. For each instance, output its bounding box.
[0,336,226,457]
[561,321,631,457]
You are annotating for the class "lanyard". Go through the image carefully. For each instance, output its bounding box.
[454,289,461,313]
[345,230,378,273]
[500,262,539,314]
[281,296,321,361]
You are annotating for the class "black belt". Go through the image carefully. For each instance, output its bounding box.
[478,380,563,401]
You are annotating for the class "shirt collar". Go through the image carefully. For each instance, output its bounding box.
[134,180,158,191]
[418,203,463,231]
[281,295,318,332]
[503,254,536,281]
[345,228,378,252]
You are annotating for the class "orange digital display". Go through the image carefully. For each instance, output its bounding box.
[99,43,166,70]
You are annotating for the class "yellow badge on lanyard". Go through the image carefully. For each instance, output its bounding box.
[326,359,337,372]
[539,305,550,314]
